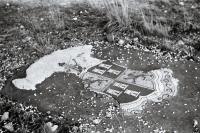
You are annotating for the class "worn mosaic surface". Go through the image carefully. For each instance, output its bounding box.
[12,45,178,114]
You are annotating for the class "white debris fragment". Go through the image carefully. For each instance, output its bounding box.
[45,122,58,133]
[4,122,14,132]
[93,118,102,125]
[179,1,184,6]
[106,111,112,118]
[193,119,198,127]
[40,18,44,21]
[72,126,79,132]
[177,40,185,46]
[105,127,114,132]
[118,39,125,45]
[191,5,196,9]
[1,112,9,121]
[133,37,139,42]
[20,25,24,29]
[73,17,78,20]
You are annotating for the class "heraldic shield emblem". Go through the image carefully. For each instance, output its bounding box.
[82,61,178,113]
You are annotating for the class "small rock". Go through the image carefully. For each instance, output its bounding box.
[20,25,24,29]
[133,37,139,42]
[44,122,58,133]
[1,112,9,121]
[4,122,14,132]
[194,52,200,60]
[72,17,78,20]
[40,18,44,21]
[179,1,184,6]
[25,36,32,41]
[72,126,79,132]
[105,127,114,132]
[106,111,112,118]
[125,44,132,48]
[177,40,184,46]
[118,39,125,45]
[93,118,102,125]
[106,33,115,42]
[193,119,198,127]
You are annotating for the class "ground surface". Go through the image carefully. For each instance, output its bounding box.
[0,1,200,133]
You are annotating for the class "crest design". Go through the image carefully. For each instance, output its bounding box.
[82,61,178,113]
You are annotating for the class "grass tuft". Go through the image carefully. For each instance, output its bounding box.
[88,0,133,27]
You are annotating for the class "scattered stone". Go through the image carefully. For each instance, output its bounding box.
[193,119,198,127]
[105,127,114,132]
[72,126,79,132]
[118,39,125,45]
[73,17,78,20]
[106,33,115,42]
[93,118,102,125]
[106,111,112,118]
[20,25,24,29]
[4,122,14,132]
[40,18,44,21]
[1,112,9,121]
[177,40,184,46]
[194,52,200,61]
[191,5,196,9]
[6,3,10,6]
[133,37,139,42]
[44,122,58,133]
[179,1,184,6]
